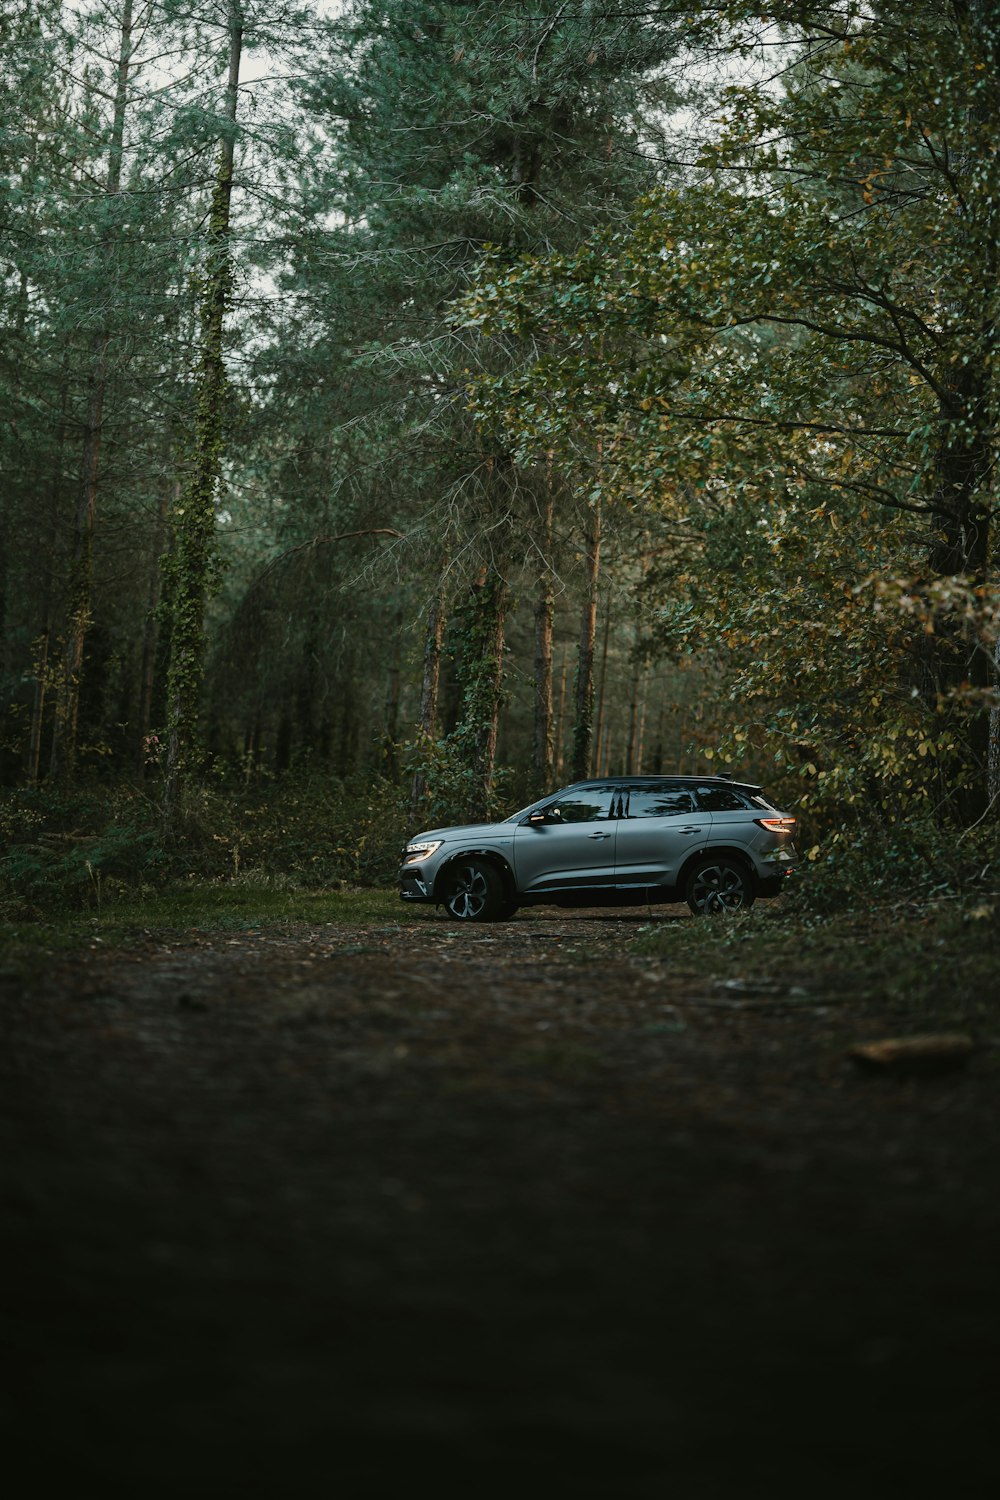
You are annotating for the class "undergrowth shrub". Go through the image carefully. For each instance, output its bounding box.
[787,813,1000,914]
[0,770,410,915]
[404,730,513,828]
[0,785,166,913]
[191,770,408,887]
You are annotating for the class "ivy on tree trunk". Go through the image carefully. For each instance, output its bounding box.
[161,3,243,825]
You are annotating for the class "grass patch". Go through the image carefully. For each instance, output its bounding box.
[0,881,402,972]
[633,894,1000,1027]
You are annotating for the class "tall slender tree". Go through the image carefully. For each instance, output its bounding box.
[48,0,136,777]
[161,1,243,817]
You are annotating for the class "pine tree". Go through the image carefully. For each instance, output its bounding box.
[275,0,684,812]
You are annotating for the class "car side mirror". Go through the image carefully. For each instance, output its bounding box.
[527,809,548,825]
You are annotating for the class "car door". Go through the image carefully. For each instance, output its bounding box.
[612,785,710,887]
[695,784,754,847]
[513,785,618,893]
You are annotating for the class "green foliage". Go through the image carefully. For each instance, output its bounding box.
[0,785,167,913]
[787,815,1000,915]
[459,1,1000,821]
[0,769,409,916]
[404,729,512,831]
[199,770,409,889]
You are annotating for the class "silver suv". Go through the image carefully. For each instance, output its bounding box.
[399,776,798,920]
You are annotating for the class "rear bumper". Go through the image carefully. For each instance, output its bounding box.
[756,868,797,898]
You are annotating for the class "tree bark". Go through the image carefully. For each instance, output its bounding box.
[27,632,49,786]
[383,607,403,780]
[136,483,172,777]
[456,565,508,822]
[410,572,447,818]
[571,498,601,780]
[49,0,133,778]
[927,357,994,820]
[989,631,1000,807]
[592,588,612,777]
[553,648,568,780]
[162,4,242,824]
[533,482,555,785]
[925,3,999,819]
[625,663,640,775]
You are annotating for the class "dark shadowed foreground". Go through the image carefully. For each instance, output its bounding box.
[2,909,997,1496]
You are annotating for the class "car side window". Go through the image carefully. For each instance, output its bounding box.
[625,789,696,818]
[543,789,616,823]
[696,786,749,812]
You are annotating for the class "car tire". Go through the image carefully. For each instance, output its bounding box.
[685,855,755,916]
[442,859,507,922]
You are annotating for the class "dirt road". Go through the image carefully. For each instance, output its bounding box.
[3,908,997,1495]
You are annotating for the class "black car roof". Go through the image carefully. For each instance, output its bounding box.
[565,775,764,792]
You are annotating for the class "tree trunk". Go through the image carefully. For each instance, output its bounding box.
[136,483,172,777]
[625,663,640,775]
[927,8,998,818]
[456,565,508,822]
[419,594,445,736]
[243,717,261,783]
[571,498,601,780]
[533,483,555,785]
[592,589,612,777]
[410,574,447,818]
[26,363,69,784]
[49,0,133,779]
[553,648,568,781]
[928,360,994,821]
[27,632,49,786]
[383,607,403,780]
[162,5,242,824]
[989,630,1000,807]
[598,718,612,777]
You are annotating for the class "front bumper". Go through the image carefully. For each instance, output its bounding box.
[399,867,434,902]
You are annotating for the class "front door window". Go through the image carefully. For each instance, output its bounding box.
[514,785,618,890]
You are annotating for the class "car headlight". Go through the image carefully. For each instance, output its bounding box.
[402,840,443,864]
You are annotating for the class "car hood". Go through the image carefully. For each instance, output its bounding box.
[409,821,511,844]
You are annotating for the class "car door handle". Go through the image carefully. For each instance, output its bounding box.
[679,826,705,834]
[587,831,612,839]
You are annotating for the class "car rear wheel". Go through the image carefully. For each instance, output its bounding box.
[442,859,507,922]
[686,856,755,916]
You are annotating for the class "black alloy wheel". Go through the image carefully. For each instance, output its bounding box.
[442,859,507,921]
[685,855,755,916]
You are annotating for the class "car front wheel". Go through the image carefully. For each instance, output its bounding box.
[685,856,755,916]
[442,859,507,922]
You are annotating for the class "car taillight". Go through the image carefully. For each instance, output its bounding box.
[755,817,796,832]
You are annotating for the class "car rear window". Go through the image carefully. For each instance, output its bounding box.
[696,786,751,811]
[625,788,696,818]
[747,791,777,810]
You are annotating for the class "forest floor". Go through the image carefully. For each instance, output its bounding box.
[2,893,999,1497]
